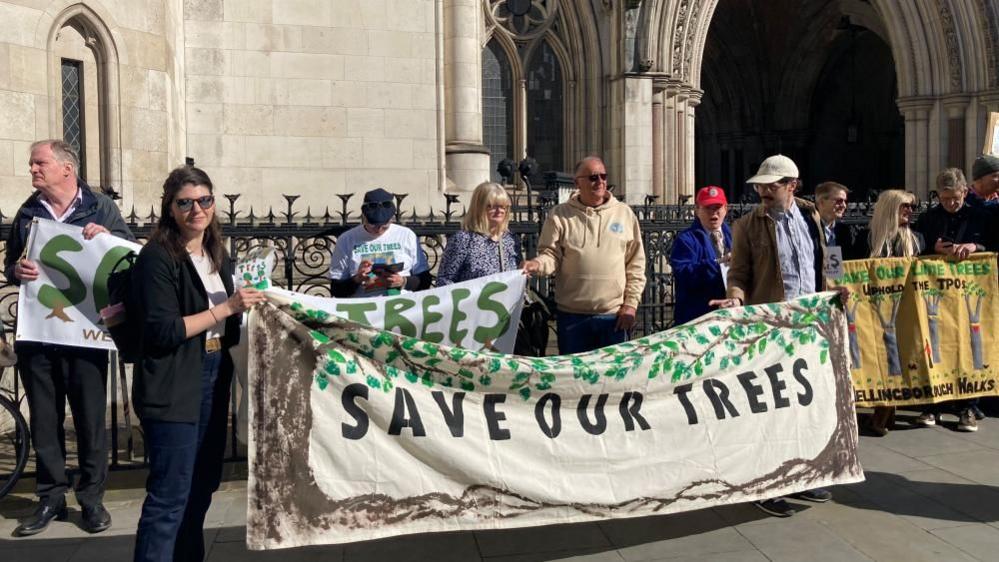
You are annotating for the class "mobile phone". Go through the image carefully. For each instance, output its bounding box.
[371,262,404,275]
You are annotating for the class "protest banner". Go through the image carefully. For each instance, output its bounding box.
[266,269,526,353]
[232,269,527,443]
[246,292,862,549]
[15,218,141,350]
[831,254,999,407]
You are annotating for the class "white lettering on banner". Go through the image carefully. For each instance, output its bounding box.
[246,292,864,550]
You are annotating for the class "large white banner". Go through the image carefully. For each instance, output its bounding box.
[15,219,141,350]
[246,292,864,550]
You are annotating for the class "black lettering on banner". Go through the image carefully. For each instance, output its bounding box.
[674,383,698,425]
[535,393,562,438]
[764,363,791,409]
[341,383,369,440]
[703,379,740,419]
[619,392,651,431]
[793,358,813,406]
[431,391,465,437]
[737,371,768,413]
[388,388,426,437]
[483,394,511,440]
[577,394,609,435]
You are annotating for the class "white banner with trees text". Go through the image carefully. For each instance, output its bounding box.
[246,293,863,550]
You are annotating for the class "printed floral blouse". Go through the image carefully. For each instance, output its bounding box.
[435,230,521,286]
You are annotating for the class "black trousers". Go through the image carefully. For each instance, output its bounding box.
[18,344,109,507]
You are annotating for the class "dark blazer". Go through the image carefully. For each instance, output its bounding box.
[132,240,239,423]
[670,220,732,325]
[828,221,866,261]
[913,203,990,255]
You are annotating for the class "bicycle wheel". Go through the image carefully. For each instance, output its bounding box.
[0,395,29,499]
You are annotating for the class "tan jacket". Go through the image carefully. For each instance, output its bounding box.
[534,194,646,314]
[726,197,826,305]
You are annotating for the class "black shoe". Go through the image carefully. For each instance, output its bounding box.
[81,504,112,534]
[971,404,986,421]
[753,498,796,518]
[793,488,833,503]
[14,498,68,536]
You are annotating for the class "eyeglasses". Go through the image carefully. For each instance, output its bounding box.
[755,182,789,193]
[487,204,510,211]
[829,198,847,205]
[362,200,394,211]
[576,173,608,183]
[174,195,215,212]
[898,203,914,210]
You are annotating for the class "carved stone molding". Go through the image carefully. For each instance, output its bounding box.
[938,0,963,91]
[485,0,559,41]
[976,0,999,88]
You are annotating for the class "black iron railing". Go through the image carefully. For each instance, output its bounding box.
[0,192,913,472]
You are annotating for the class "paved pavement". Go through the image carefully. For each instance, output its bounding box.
[3,408,999,561]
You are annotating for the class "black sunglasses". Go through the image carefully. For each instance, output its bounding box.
[175,195,215,212]
[576,173,608,183]
[362,200,394,210]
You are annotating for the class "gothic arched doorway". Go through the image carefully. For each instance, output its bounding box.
[694,0,904,202]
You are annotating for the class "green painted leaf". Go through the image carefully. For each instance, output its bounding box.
[709,326,722,336]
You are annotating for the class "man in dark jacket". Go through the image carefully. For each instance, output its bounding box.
[670,186,732,325]
[4,139,133,536]
[815,181,864,260]
[913,167,990,431]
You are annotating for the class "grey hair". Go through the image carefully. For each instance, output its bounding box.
[31,139,79,173]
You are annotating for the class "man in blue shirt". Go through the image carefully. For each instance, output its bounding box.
[670,186,732,325]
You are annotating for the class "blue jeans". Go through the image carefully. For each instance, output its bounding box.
[134,351,228,562]
[556,311,628,355]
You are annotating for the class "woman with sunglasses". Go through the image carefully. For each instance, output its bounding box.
[863,189,924,437]
[133,166,265,562]
[436,181,520,286]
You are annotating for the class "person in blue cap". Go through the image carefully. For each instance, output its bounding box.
[329,188,431,297]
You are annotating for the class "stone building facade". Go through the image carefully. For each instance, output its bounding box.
[0,0,996,214]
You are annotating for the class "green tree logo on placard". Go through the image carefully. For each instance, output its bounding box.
[963,281,987,370]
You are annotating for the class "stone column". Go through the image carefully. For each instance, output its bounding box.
[897,97,935,198]
[942,95,970,168]
[444,0,490,191]
[651,78,666,200]
[683,88,702,199]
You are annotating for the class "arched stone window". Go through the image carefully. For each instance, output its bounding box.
[482,40,515,182]
[526,40,563,175]
[45,5,122,197]
[483,0,573,180]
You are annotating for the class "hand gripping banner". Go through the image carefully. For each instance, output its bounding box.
[15,218,141,349]
[831,254,999,407]
[246,292,863,549]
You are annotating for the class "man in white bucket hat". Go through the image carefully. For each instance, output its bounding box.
[709,154,832,518]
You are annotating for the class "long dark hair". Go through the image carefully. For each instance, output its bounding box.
[149,166,226,272]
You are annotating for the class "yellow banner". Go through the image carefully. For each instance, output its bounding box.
[831,254,999,407]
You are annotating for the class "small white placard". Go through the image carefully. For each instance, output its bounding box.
[824,245,844,280]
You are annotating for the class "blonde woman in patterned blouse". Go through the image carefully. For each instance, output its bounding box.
[436,182,521,286]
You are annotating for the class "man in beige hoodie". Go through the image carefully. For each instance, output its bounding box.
[523,156,646,354]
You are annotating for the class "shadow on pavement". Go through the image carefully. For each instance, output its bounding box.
[838,470,999,523]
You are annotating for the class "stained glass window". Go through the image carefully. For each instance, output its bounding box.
[61,59,86,178]
[526,41,563,177]
[482,41,515,182]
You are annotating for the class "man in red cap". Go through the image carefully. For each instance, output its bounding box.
[669,186,731,325]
